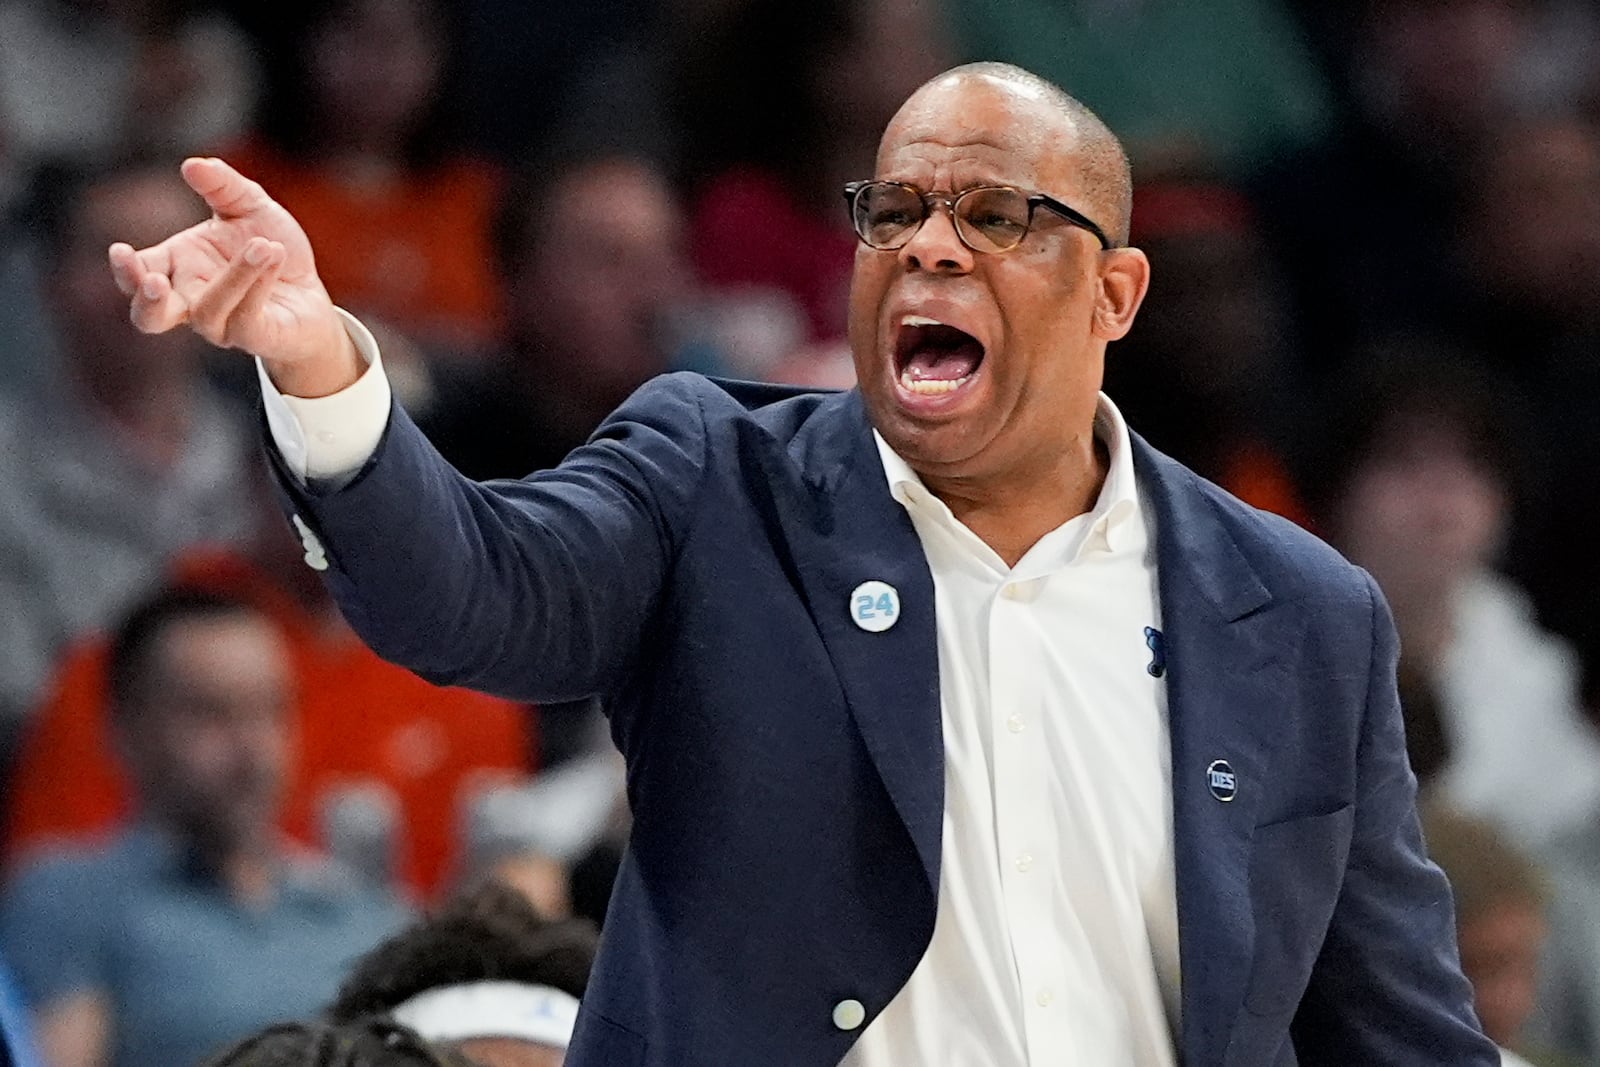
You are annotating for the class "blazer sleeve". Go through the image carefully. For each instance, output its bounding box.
[266,372,710,704]
[1290,571,1499,1064]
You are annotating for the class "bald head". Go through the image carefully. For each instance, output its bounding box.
[883,62,1132,246]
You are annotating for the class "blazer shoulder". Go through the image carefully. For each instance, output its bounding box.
[1168,456,1370,610]
[622,373,838,437]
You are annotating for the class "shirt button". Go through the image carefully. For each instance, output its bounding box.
[1001,583,1024,601]
[317,430,337,444]
[832,999,866,1031]
[1036,987,1054,1008]
[1006,714,1025,734]
[1015,853,1034,873]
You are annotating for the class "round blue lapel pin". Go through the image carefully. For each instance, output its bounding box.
[849,580,900,633]
[1206,760,1237,802]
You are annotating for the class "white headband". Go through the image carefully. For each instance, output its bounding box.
[390,981,580,1049]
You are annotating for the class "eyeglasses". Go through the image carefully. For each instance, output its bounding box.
[843,180,1114,254]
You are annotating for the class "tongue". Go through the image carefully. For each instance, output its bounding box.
[904,338,982,381]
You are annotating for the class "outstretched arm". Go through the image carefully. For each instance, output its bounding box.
[110,158,709,702]
[272,369,709,703]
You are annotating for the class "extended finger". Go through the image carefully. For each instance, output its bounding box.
[129,271,190,335]
[109,241,174,296]
[108,242,140,297]
[180,157,272,220]
[188,237,283,345]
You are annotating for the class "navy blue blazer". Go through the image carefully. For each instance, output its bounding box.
[270,373,1496,1066]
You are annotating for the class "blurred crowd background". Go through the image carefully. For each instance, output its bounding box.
[0,0,1598,1064]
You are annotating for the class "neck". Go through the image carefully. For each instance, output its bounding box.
[219,846,278,908]
[1381,576,1462,675]
[179,822,279,908]
[71,357,197,463]
[923,432,1109,568]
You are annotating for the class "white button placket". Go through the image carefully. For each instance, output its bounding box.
[988,577,1055,1055]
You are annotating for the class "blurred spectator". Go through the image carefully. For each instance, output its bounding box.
[945,0,1333,175]
[1351,0,1542,158]
[204,1018,471,1067]
[1395,661,1454,793]
[1454,116,1600,651]
[451,0,660,164]
[1457,114,1600,355]
[456,752,628,920]
[0,169,52,401]
[1521,478,1600,760]
[1254,0,1558,369]
[0,587,409,1067]
[418,154,689,481]
[227,0,504,354]
[676,0,953,347]
[1526,819,1600,1065]
[5,468,536,900]
[1312,350,1600,847]
[329,881,597,1067]
[0,0,256,173]
[1107,179,1309,525]
[0,958,43,1067]
[1421,804,1552,1067]
[0,161,256,755]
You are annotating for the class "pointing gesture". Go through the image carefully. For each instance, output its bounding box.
[108,157,363,397]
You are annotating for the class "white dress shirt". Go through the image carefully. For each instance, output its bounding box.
[842,400,1179,1067]
[260,323,1181,1065]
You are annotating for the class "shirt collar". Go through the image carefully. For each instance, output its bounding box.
[872,391,1141,556]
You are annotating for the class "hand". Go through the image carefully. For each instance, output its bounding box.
[108,157,363,397]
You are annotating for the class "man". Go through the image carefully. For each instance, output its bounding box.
[0,957,42,1067]
[419,152,689,482]
[0,588,408,1067]
[108,63,1495,1065]
[328,880,598,1066]
[1420,804,1553,1067]
[203,1017,474,1067]
[1312,350,1600,849]
[0,161,256,745]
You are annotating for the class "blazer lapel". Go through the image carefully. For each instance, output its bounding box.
[757,389,945,891]
[1134,436,1304,1066]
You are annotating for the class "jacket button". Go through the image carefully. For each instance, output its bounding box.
[832,999,866,1031]
[292,515,329,572]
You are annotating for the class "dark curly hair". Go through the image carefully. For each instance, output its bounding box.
[203,1017,473,1067]
[327,881,597,1023]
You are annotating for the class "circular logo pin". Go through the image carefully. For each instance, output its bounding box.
[1206,760,1238,802]
[849,580,900,633]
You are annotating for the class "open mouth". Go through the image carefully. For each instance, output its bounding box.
[894,316,986,396]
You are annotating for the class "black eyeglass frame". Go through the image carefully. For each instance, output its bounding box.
[843,180,1116,253]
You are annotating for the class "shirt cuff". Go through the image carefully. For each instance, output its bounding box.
[258,308,393,484]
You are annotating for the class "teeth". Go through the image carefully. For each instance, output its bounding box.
[901,314,945,327]
[900,372,969,395]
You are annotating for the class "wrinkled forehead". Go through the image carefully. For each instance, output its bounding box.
[875,76,1078,193]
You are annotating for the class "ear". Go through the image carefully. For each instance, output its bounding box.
[1090,247,1151,342]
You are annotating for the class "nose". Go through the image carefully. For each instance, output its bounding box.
[897,201,974,276]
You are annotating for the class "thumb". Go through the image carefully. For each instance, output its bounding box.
[180,157,272,220]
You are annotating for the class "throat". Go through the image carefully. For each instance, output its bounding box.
[922,438,1111,568]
